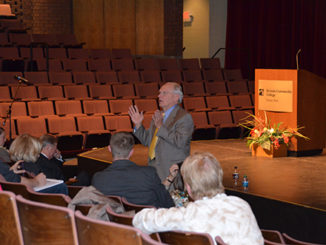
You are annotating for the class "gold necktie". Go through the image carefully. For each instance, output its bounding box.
[148,112,164,160]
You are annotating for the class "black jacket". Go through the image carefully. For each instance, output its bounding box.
[92,159,174,208]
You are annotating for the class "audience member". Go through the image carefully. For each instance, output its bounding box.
[0,127,10,163]
[8,134,68,194]
[129,82,194,181]
[35,134,65,180]
[92,132,174,208]
[133,152,264,245]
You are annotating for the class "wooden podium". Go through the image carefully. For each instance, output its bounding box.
[255,69,326,155]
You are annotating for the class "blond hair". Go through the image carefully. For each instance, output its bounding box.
[9,134,42,163]
[181,152,224,200]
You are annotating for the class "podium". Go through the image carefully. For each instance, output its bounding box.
[255,69,326,155]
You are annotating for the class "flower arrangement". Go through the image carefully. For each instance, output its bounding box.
[240,112,309,151]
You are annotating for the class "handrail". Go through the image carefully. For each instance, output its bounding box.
[211,47,225,59]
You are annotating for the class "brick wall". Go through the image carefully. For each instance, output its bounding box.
[164,0,183,57]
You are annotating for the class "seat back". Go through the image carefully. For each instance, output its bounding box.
[75,210,142,245]
[88,84,114,99]
[83,100,110,115]
[226,80,249,94]
[161,70,182,82]
[117,70,140,83]
[200,58,221,70]
[88,58,111,72]
[111,58,134,71]
[27,189,71,207]
[261,229,285,244]
[111,48,132,59]
[0,180,30,199]
[223,69,243,81]
[37,85,65,100]
[134,82,159,98]
[47,116,78,134]
[0,86,11,101]
[95,71,118,84]
[121,197,155,213]
[182,70,203,82]
[182,81,206,96]
[48,71,73,85]
[179,58,200,70]
[106,205,133,226]
[0,191,24,245]
[16,195,78,245]
[0,102,27,118]
[0,71,23,85]
[183,97,207,111]
[64,84,89,99]
[159,231,214,245]
[16,117,47,137]
[104,115,132,132]
[72,71,96,84]
[24,72,49,84]
[140,71,161,83]
[76,116,105,132]
[62,59,88,72]
[205,95,230,109]
[204,81,227,95]
[55,100,83,116]
[135,58,160,71]
[10,86,38,100]
[27,101,55,117]
[134,99,158,113]
[109,99,133,114]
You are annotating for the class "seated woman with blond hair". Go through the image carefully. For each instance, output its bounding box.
[133,152,264,245]
[7,134,68,194]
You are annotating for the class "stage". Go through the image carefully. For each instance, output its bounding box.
[77,139,326,243]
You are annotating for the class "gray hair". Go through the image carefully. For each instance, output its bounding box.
[167,82,183,103]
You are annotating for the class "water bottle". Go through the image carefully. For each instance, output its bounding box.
[232,166,239,186]
[242,175,249,191]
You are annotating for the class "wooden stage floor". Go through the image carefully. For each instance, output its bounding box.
[78,139,326,211]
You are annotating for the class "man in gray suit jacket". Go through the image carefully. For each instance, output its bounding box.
[129,82,194,181]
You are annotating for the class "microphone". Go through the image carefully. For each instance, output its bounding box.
[14,75,30,85]
[296,49,301,70]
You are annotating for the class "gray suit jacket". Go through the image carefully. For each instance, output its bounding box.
[134,105,194,180]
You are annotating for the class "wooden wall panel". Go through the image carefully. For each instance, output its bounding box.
[136,0,164,55]
[104,0,136,54]
[73,0,104,48]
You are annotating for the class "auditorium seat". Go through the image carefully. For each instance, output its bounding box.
[20,47,44,59]
[15,195,78,245]
[208,110,239,138]
[111,48,132,59]
[134,82,159,98]
[140,70,161,83]
[27,101,56,118]
[48,47,67,59]
[182,81,207,97]
[206,95,233,111]
[134,99,158,114]
[117,70,141,83]
[261,229,285,244]
[27,189,71,207]
[282,233,319,245]
[8,33,32,47]
[183,97,210,112]
[62,59,88,72]
[0,71,22,85]
[106,205,133,226]
[56,34,84,48]
[63,84,90,100]
[89,49,111,59]
[10,85,39,101]
[75,210,143,245]
[142,113,154,129]
[190,111,216,140]
[88,84,114,99]
[24,71,49,84]
[0,32,10,46]
[111,58,134,71]
[134,58,160,71]
[0,86,12,101]
[0,191,24,245]
[161,70,182,82]
[0,119,16,139]
[226,80,249,94]
[202,69,224,81]
[55,100,83,116]
[0,179,30,198]
[76,115,110,149]
[223,68,244,81]
[159,231,215,245]
[0,101,27,118]
[158,58,179,71]
[36,58,63,72]
[229,94,254,109]
[204,81,228,95]
[16,117,47,137]
[72,71,96,84]
[88,58,111,72]
[200,58,221,70]
[83,100,111,116]
[179,58,201,70]
[0,47,20,59]
[0,19,27,32]
[121,197,155,213]
[109,99,133,115]
[231,109,253,124]
[31,33,60,47]
[182,70,204,82]
[37,85,65,100]
[67,48,90,59]
[104,115,132,132]
[112,84,137,99]
[95,71,118,84]
[48,71,73,85]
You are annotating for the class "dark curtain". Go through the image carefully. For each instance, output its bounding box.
[225,0,326,80]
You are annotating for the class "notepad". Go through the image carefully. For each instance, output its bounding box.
[34,178,64,192]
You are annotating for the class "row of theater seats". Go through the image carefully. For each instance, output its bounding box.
[0,97,253,147]
[0,70,253,89]
[0,81,254,101]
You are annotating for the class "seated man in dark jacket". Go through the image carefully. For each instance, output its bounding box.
[92,132,174,208]
[36,134,65,181]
